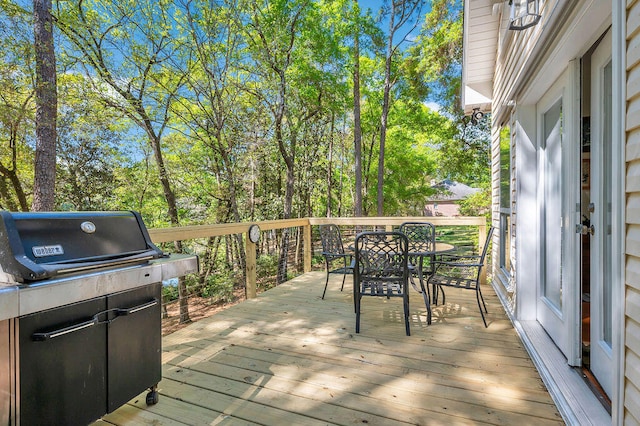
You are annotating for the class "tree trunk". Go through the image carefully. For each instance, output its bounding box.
[377,7,395,217]
[32,0,57,211]
[353,18,363,218]
[376,0,423,216]
[147,133,191,323]
[277,160,295,283]
[327,112,334,217]
[274,64,294,284]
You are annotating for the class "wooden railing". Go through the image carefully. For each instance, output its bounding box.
[148,216,487,300]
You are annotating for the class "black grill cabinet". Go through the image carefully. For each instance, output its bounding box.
[0,211,198,426]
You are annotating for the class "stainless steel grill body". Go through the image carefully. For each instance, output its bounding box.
[0,211,198,426]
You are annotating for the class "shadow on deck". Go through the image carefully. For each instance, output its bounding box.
[97,271,563,425]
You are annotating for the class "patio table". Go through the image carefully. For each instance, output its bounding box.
[350,231,454,325]
[408,241,455,325]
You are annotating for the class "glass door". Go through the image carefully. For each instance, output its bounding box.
[536,66,580,362]
[588,29,613,398]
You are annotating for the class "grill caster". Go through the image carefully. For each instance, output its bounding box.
[146,386,159,405]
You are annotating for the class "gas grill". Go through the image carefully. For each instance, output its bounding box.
[0,211,199,426]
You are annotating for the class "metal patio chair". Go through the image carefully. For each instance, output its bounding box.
[427,226,495,327]
[399,221,436,278]
[319,224,354,299]
[354,231,411,336]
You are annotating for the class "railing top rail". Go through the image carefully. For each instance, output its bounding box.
[308,217,485,227]
[148,216,486,244]
[148,218,308,243]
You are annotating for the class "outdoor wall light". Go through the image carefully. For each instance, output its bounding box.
[470,108,484,125]
[508,0,541,31]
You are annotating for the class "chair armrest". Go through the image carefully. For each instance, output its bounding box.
[431,260,483,280]
[437,253,481,262]
[323,252,351,258]
[432,260,483,268]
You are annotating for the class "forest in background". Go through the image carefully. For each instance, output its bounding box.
[1,0,491,308]
[0,0,490,227]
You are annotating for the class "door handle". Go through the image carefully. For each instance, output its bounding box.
[116,299,158,316]
[576,224,595,235]
[32,318,97,341]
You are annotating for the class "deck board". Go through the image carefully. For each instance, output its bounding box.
[97,271,564,425]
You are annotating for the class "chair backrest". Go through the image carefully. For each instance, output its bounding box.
[399,222,436,253]
[355,231,409,296]
[474,226,495,281]
[479,226,495,262]
[319,224,346,256]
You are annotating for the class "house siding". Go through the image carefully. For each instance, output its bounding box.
[491,0,559,125]
[627,0,640,422]
[470,0,640,421]
[490,2,555,309]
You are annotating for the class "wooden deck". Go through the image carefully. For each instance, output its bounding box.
[96,272,564,425]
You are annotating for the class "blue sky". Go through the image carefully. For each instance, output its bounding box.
[361,0,431,46]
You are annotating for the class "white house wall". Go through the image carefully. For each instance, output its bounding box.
[486,0,635,423]
[625,0,640,422]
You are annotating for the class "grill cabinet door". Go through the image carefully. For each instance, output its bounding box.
[19,297,108,426]
[107,282,162,412]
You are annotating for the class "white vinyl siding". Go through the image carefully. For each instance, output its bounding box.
[626,0,640,422]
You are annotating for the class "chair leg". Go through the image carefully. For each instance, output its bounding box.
[476,288,488,328]
[403,295,411,336]
[340,273,346,291]
[433,284,446,305]
[478,285,488,313]
[353,282,357,313]
[418,278,432,325]
[355,295,362,333]
[321,272,329,299]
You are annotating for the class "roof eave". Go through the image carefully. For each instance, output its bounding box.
[462,0,502,115]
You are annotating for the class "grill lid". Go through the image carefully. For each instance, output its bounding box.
[0,211,164,282]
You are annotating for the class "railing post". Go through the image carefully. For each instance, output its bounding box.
[303,223,312,273]
[479,221,487,285]
[246,237,257,299]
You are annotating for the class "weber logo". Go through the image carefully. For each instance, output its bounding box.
[32,245,64,258]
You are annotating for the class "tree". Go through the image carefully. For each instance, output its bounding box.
[55,0,187,225]
[170,0,255,293]
[0,1,35,211]
[55,0,192,322]
[410,0,463,114]
[411,0,489,186]
[353,22,363,217]
[32,0,56,211]
[56,74,126,210]
[242,0,342,282]
[379,100,449,215]
[376,0,424,216]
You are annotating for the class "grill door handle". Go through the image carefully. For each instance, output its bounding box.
[31,299,158,341]
[117,299,158,316]
[32,318,97,341]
